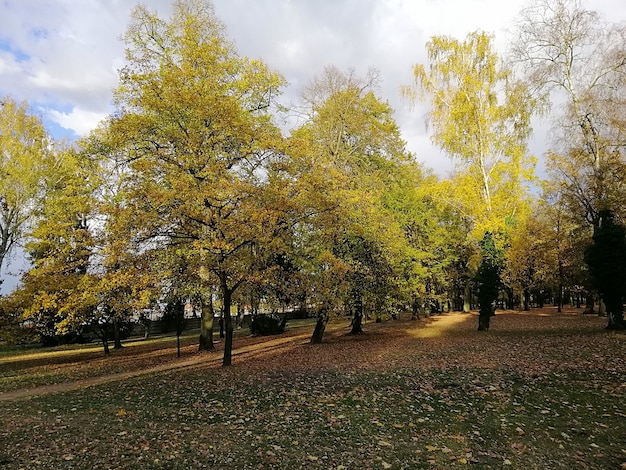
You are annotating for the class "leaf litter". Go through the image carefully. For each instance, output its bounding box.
[0,308,624,469]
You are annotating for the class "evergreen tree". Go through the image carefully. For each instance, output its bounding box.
[475,232,503,331]
[584,210,626,330]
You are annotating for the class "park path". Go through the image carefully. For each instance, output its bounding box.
[0,329,316,402]
[0,312,480,402]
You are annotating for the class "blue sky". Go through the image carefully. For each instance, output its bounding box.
[1,0,625,292]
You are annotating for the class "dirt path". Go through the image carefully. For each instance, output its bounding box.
[4,310,584,402]
[0,329,316,402]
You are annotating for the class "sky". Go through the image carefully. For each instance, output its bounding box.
[0,0,624,291]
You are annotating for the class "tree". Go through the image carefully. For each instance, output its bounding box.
[106,0,288,366]
[0,97,51,284]
[512,0,626,227]
[290,66,412,341]
[584,210,626,329]
[404,31,537,329]
[475,232,503,331]
[12,145,99,347]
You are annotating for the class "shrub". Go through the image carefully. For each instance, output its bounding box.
[249,314,286,336]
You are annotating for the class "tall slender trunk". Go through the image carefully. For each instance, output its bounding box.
[523,288,530,311]
[199,293,215,351]
[113,318,123,349]
[557,259,564,312]
[349,291,363,335]
[463,281,471,313]
[101,326,110,355]
[221,274,234,367]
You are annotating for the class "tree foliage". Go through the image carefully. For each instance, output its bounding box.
[0,97,51,283]
[584,210,626,329]
[104,0,289,365]
[404,31,537,239]
[404,31,538,326]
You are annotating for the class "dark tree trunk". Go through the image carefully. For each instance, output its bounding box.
[478,306,492,331]
[557,259,564,312]
[199,294,215,352]
[101,327,110,355]
[584,293,595,314]
[349,294,364,335]
[411,297,419,320]
[113,318,123,349]
[523,288,530,311]
[604,295,625,330]
[310,309,329,344]
[221,274,234,367]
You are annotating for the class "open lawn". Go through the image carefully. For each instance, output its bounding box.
[0,309,624,469]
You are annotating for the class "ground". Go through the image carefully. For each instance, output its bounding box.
[0,308,625,469]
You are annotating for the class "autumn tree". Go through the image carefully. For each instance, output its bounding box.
[503,206,555,311]
[0,97,51,286]
[290,66,412,341]
[512,0,626,228]
[584,210,626,329]
[475,232,503,330]
[404,31,537,330]
[105,0,288,366]
[12,145,99,346]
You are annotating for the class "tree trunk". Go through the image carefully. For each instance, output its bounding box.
[584,293,595,314]
[523,288,530,311]
[463,281,471,313]
[198,294,215,352]
[236,303,244,329]
[478,307,492,331]
[604,295,625,330]
[310,309,329,344]
[113,318,123,349]
[221,275,234,367]
[557,259,564,313]
[101,327,110,355]
[411,297,419,320]
[349,294,364,335]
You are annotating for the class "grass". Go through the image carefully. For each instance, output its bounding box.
[0,309,624,469]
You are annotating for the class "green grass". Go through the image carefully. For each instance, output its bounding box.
[0,311,624,469]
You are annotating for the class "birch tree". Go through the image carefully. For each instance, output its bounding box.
[404,31,538,330]
[512,0,626,227]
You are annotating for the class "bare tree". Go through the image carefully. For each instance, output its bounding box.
[511,0,626,227]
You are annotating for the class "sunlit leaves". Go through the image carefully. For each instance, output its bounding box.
[405,31,537,241]
[0,97,51,276]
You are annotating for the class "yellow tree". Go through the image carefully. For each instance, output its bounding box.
[105,0,288,366]
[13,145,100,346]
[404,31,538,330]
[290,66,412,341]
[0,97,51,286]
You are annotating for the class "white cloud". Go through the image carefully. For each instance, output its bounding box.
[0,0,624,163]
[48,107,107,137]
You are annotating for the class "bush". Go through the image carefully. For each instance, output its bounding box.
[249,314,286,336]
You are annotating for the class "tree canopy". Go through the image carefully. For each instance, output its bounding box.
[2,0,625,350]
